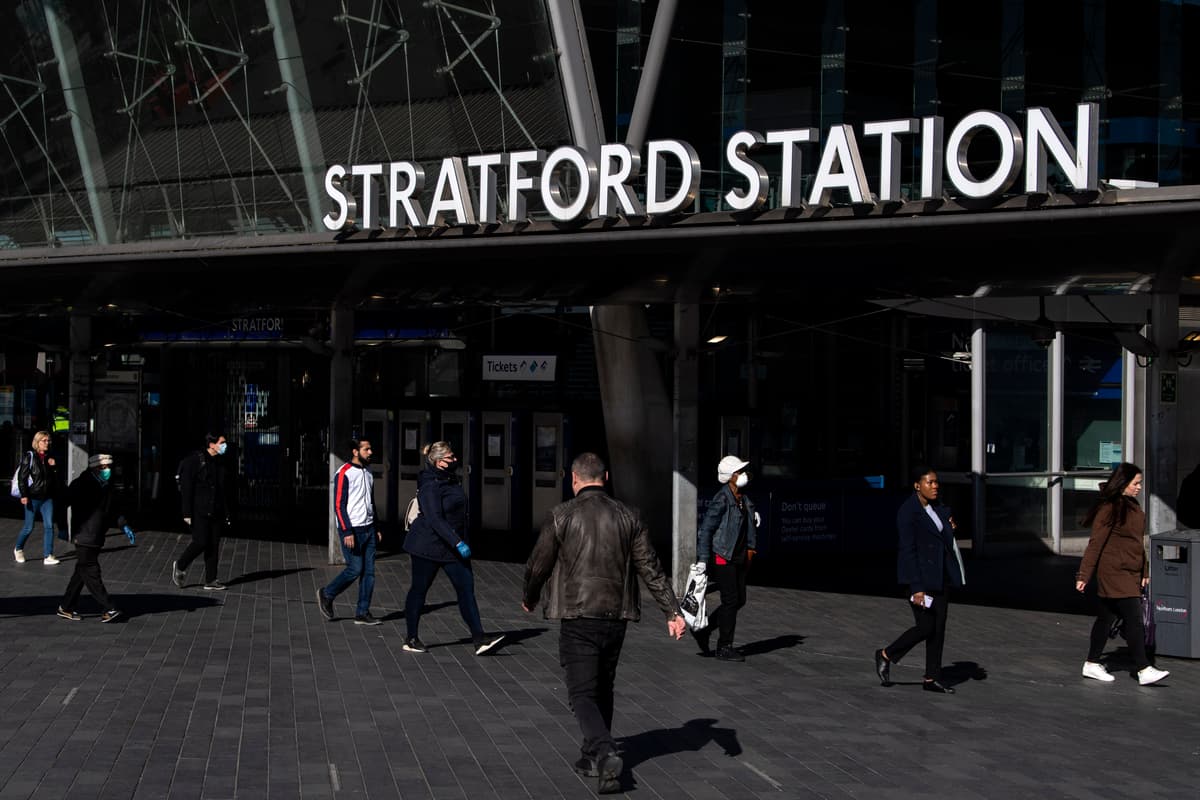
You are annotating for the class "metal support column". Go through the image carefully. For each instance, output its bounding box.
[44,4,115,244]
[328,304,354,564]
[1049,331,1065,553]
[971,325,987,555]
[625,0,677,150]
[264,0,326,231]
[1122,347,1143,468]
[547,0,605,155]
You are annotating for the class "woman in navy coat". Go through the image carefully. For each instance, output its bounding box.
[874,466,965,693]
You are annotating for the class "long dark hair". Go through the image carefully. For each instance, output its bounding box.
[1081,462,1143,528]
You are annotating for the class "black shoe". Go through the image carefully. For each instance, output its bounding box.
[597,751,623,794]
[692,626,713,655]
[354,613,382,626]
[874,649,891,686]
[474,633,504,655]
[403,637,428,653]
[317,589,335,621]
[922,679,955,694]
[203,580,226,591]
[715,645,744,662]
[573,756,599,777]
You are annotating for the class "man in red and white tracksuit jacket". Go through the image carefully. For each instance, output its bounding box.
[317,438,382,625]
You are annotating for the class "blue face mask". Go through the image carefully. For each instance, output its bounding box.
[99,467,112,481]
[216,442,227,456]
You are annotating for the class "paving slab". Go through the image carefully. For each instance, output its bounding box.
[0,518,1197,798]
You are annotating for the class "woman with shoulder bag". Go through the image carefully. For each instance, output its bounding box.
[1076,462,1169,686]
[13,431,62,565]
[692,455,759,662]
[401,442,503,656]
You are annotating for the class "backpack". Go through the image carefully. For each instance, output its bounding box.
[9,451,31,499]
[404,495,421,532]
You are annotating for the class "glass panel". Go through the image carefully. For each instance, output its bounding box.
[986,328,1048,473]
[363,419,385,467]
[483,423,505,469]
[1064,476,1105,536]
[986,477,1048,541]
[442,422,465,461]
[534,424,557,472]
[400,423,421,466]
[1064,335,1123,470]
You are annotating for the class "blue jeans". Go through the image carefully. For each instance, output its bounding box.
[323,524,376,617]
[16,497,56,557]
[406,555,483,640]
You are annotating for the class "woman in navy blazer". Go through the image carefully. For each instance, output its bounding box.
[874,466,965,693]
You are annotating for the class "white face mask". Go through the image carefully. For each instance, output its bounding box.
[735,473,749,489]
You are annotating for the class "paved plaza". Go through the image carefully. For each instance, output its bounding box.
[0,518,1197,799]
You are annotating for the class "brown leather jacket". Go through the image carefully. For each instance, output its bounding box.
[523,486,680,622]
[1077,499,1147,599]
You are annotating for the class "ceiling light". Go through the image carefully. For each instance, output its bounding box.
[706,334,728,344]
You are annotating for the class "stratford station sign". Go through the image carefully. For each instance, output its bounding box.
[322,103,1098,232]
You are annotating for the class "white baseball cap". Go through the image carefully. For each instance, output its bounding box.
[717,455,750,483]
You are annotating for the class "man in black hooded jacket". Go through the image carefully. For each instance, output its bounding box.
[59,453,124,622]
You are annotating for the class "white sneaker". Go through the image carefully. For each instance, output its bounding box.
[1137,666,1169,686]
[44,555,60,566]
[13,549,24,563]
[1082,661,1115,682]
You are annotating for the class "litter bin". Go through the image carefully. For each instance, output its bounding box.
[1150,529,1200,658]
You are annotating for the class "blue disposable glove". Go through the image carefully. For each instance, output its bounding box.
[123,525,136,545]
[455,541,471,559]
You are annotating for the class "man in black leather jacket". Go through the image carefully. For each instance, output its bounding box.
[522,452,685,794]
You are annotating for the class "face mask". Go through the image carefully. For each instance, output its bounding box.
[735,473,749,489]
[216,442,227,456]
[441,459,459,473]
[99,468,112,481]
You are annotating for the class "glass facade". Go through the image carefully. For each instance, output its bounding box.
[581,0,1200,209]
[0,0,573,247]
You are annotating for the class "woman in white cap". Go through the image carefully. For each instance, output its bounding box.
[693,455,758,661]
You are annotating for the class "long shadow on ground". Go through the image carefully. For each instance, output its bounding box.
[0,593,222,620]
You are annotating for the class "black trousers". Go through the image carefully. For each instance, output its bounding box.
[560,618,627,759]
[62,544,111,611]
[1088,596,1150,670]
[707,559,748,649]
[886,592,949,680]
[177,516,221,582]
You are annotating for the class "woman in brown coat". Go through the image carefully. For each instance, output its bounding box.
[1075,462,1169,685]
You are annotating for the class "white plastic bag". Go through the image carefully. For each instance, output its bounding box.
[679,562,709,631]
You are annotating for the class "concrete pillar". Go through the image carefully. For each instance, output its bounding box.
[672,300,700,594]
[328,304,354,564]
[1147,291,1179,534]
[592,306,673,559]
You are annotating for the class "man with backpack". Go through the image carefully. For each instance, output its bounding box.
[171,433,231,590]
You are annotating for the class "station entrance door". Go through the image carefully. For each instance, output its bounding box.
[396,411,431,519]
[530,412,565,529]
[480,411,514,530]
[440,410,473,510]
[361,409,392,523]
